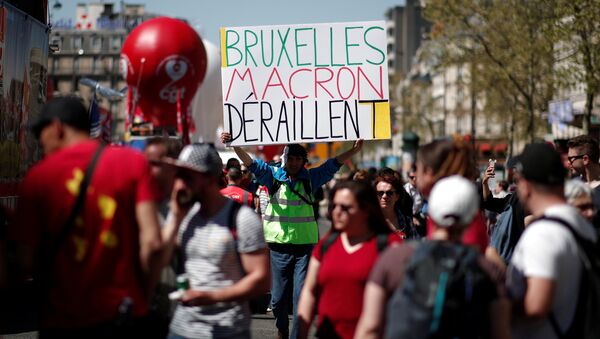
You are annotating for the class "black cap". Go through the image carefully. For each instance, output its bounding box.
[514,143,566,185]
[29,97,90,138]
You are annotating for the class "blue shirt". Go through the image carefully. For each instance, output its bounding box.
[249,158,342,195]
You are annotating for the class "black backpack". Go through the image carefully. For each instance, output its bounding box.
[384,241,495,339]
[540,216,600,339]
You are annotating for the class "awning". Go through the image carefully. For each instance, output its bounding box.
[494,143,508,153]
[479,143,492,152]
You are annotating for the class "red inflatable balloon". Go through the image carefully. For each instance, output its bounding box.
[121,17,207,127]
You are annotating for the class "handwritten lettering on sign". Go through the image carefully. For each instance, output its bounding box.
[220,21,391,146]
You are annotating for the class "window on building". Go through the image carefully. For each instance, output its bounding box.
[93,56,103,74]
[111,36,122,51]
[91,35,102,52]
[50,36,62,52]
[73,36,83,51]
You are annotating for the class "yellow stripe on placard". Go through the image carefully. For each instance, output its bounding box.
[220,27,227,68]
[375,101,391,138]
[360,101,391,139]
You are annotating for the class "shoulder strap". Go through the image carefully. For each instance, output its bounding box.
[53,143,105,253]
[270,180,281,197]
[242,190,249,206]
[286,180,314,206]
[41,143,105,283]
[227,200,243,240]
[537,215,587,339]
[320,231,340,259]
[227,201,245,275]
[302,179,313,198]
[376,233,389,253]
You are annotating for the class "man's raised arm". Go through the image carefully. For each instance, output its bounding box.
[335,139,363,164]
[221,132,253,167]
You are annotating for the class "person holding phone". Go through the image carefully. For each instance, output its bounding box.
[161,143,270,339]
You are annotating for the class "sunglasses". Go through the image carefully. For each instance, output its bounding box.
[331,203,355,213]
[575,203,595,211]
[241,169,249,174]
[377,190,396,198]
[568,154,586,164]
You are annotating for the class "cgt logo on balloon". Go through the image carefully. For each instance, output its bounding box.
[120,17,207,128]
[156,55,196,104]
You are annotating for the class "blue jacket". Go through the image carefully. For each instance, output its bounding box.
[249,158,342,195]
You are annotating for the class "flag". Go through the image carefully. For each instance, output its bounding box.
[100,105,112,144]
[89,93,101,138]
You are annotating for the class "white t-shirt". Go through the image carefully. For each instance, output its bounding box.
[508,204,597,339]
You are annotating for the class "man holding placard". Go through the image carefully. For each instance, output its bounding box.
[220,20,389,338]
[221,132,362,339]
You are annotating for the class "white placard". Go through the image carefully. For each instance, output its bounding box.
[220,21,391,146]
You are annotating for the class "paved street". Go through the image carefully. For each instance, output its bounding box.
[251,313,317,339]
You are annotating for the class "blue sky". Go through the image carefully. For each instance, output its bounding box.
[52,0,405,44]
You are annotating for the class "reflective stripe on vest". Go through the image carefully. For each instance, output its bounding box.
[264,180,318,244]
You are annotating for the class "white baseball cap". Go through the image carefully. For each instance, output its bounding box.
[428,175,479,228]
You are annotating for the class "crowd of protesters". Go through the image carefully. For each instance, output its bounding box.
[1,96,599,339]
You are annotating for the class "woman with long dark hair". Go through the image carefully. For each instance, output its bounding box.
[374,168,419,239]
[297,180,401,339]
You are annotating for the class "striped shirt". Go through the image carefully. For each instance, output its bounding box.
[169,200,266,338]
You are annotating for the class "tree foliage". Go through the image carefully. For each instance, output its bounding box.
[424,0,557,142]
[554,0,600,133]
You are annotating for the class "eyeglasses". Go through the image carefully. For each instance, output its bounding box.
[241,169,249,174]
[377,190,396,198]
[575,203,595,211]
[331,203,355,213]
[409,176,416,180]
[568,154,586,164]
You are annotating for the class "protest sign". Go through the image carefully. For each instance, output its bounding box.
[220,21,391,146]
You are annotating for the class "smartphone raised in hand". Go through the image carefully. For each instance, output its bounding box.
[176,189,195,209]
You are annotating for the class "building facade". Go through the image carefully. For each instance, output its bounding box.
[47,3,156,138]
[385,0,431,77]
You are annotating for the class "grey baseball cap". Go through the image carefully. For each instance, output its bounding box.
[163,143,223,178]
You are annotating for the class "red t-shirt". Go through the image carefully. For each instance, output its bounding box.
[313,232,402,339]
[220,185,254,207]
[12,140,160,328]
[426,211,489,253]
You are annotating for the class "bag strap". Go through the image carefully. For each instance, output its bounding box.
[52,143,105,258]
[536,215,584,339]
[227,201,245,274]
[320,231,340,259]
[286,180,314,206]
[376,233,388,253]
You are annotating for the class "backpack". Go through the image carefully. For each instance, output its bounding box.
[539,216,600,339]
[384,241,494,339]
[489,194,524,263]
[176,201,243,275]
